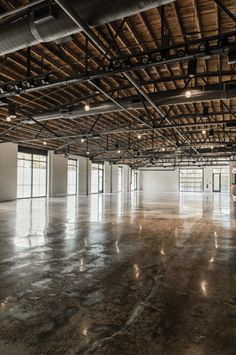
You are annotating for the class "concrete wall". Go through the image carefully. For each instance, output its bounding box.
[0,143,18,202]
[140,169,179,193]
[48,152,68,197]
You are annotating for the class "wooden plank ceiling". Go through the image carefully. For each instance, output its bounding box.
[0,0,236,167]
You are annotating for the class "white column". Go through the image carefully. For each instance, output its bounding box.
[48,151,68,197]
[0,143,18,201]
[104,162,112,193]
[112,164,118,193]
[78,156,91,195]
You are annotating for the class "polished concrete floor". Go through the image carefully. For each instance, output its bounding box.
[0,192,235,355]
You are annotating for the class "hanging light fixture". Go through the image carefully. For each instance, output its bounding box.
[202,106,209,120]
[81,137,85,143]
[185,90,192,98]
[6,106,16,121]
[137,133,141,139]
[202,129,206,135]
[43,141,47,146]
[188,59,197,78]
[117,149,121,154]
[84,102,90,112]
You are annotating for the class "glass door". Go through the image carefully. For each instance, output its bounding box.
[213,173,221,192]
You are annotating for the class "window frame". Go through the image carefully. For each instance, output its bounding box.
[17,152,48,199]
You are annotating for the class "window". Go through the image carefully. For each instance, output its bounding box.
[118,167,123,192]
[91,163,104,193]
[179,169,203,192]
[67,159,77,195]
[17,152,47,198]
[131,170,138,191]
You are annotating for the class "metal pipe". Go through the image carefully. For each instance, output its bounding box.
[0,0,47,21]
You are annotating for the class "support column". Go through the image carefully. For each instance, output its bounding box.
[0,143,18,202]
[48,151,68,197]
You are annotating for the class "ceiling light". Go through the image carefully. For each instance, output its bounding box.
[211,145,214,149]
[218,36,229,49]
[199,41,209,53]
[84,103,90,112]
[81,138,85,143]
[137,134,141,139]
[208,129,214,137]
[202,106,209,120]
[152,53,162,62]
[202,129,206,135]
[86,151,89,155]
[185,90,192,98]
[8,107,16,119]
[140,56,149,65]
[228,47,236,65]
[6,116,11,122]
[162,147,165,151]
[188,59,197,78]
[43,141,47,146]
[177,49,185,58]
[117,149,121,154]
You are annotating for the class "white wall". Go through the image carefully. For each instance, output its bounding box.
[48,152,68,197]
[140,169,179,193]
[0,143,18,201]
[140,166,231,193]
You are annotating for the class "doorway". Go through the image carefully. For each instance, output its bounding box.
[213,173,221,192]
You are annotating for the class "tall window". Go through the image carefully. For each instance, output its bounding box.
[118,167,123,192]
[17,152,47,198]
[68,159,77,195]
[91,163,104,193]
[179,169,203,192]
[131,170,138,191]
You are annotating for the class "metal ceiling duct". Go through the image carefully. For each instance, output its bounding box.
[24,83,236,123]
[0,0,175,56]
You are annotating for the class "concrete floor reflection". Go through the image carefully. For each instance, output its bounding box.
[0,192,235,355]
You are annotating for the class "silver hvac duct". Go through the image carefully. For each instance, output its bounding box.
[25,84,236,123]
[0,0,175,56]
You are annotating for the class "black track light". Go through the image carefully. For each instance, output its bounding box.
[140,55,149,65]
[218,36,229,49]
[208,129,214,137]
